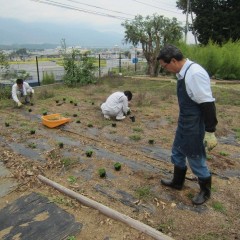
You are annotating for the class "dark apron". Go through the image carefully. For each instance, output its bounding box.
[173,63,205,158]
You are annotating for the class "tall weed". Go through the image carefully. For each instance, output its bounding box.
[177,41,240,80]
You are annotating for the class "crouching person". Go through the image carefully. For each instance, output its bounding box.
[101,91,132,120]
[12,78,35,107]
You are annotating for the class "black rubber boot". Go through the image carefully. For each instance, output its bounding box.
[161,165,187,190]
[192,176,211,205]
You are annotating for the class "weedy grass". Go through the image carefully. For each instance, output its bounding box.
[67,176,77,184]
[212,201,226,213]
[135,186,152,200]
[129,134,141,141]
[156,219,174,233]
[60,157,78,168]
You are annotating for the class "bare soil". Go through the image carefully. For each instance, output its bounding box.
[0,77,240,240]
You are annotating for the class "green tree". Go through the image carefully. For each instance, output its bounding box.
[0,50,10,73]
[16,48,28,56]
[122,14,183,76]
[60,39,97,86]
[176,0,240,45]
[63,49,96,86]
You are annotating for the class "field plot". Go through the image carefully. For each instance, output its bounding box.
[0,77,239,240]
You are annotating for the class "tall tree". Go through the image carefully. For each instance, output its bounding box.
[177,0,240,45]
[122,14,183,76]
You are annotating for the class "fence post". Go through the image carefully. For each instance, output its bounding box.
[119,53,122,74]
[98,54,101,78]
[36,56,40,86]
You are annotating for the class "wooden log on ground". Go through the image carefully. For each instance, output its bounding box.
[38,175,174,240]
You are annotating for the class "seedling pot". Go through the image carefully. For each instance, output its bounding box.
[98,168,106,178]
[30,130,35,135]
[148,139,155,144]
[114,162,122,171]
[130,116,135,122]
[59,142,64,148]
[86,150,93,157]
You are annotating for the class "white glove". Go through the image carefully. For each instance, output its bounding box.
[17,101,22,107]
[32,89,35,94]
[204,132,217,151]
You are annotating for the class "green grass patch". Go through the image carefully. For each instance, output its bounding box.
[212,201,226,213]
[135,186,152,200]
[129,134,141,141]
[67,176,77,184]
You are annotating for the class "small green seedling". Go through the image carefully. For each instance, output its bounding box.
[148,139,155,144]
[42,111,48,116]
[5,122,10,127]
[98,168,106,178]
[28,142,37,149]
[55,100,59,103]
[30,129,36,135]
[70,100,73,104]
[63,98,66,101]
[87,123,93,128]
[67,176,77,184]
[67,236,76,240]
[73,114,78,117]
[28,108,32,112]
[74,103,77,106]
[114,162,121,171]
[86,149,93,157]
[31,103,34,106]
[76,120,81,123]
[58,142,64,148]
[91,102,95,105]
[112,123,116,127]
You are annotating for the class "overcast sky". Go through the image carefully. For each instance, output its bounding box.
[0,0,194,43]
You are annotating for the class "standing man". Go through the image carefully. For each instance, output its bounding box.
[157,45,218,205]
[12,78,35,107]
[101,91,132,120]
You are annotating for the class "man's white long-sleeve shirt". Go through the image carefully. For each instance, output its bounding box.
[101,91,129,116]
[12,82,33,103]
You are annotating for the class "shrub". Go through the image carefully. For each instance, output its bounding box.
[42,72,55,85]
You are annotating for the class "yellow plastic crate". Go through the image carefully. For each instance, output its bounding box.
[41,113,71,128]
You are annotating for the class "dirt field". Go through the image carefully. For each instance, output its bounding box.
[0,77,240,240]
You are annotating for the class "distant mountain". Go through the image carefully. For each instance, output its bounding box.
[0,18,125,48]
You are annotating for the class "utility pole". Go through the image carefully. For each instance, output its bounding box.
[185,0,190,43]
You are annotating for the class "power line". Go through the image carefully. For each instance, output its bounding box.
[131,0,183,15]
[31,0,131,21]
[31,0,186,25]
[64,0,134,17]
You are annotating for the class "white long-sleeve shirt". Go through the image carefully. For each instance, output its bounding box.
[101,91,129,117]
[12,82,33,103]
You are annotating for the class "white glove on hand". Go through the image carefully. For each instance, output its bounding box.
[17,101,22,107]
[204,132,217,151]
[32,89,35,94]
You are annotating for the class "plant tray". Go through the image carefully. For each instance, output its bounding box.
[41,113,71,128]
